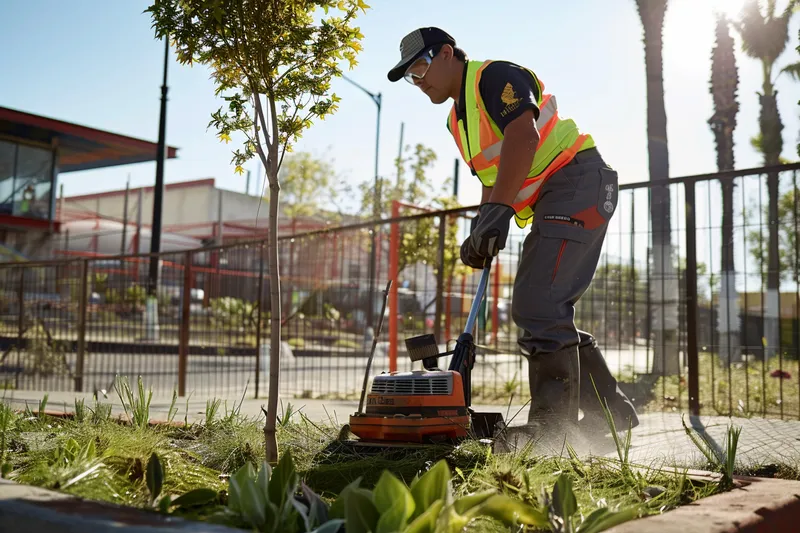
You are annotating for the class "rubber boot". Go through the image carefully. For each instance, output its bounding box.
[526,346,580,430]
[578,334,639,435]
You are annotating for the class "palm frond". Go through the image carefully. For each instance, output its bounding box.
[781,62,800,81]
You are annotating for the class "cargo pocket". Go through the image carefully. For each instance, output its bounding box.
[538,222,591,301]
[597,167,618,222]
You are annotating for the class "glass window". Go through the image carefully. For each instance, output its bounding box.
[14,144,52,220]
[0,141,15,216]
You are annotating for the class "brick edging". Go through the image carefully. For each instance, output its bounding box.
[606,476,800,533]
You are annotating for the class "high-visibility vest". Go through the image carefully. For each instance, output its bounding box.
[446,60,596,228]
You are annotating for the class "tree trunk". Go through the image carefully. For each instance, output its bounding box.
[637,0,679,376]
[719,179,740,363]
[760,90,784,360]
[264,167,281,464]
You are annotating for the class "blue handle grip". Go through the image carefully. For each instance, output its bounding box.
[464,266,490,335]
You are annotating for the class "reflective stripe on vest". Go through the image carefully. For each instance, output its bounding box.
[446,60,596,227]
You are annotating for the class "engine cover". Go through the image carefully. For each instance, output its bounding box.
[349,370,470,443]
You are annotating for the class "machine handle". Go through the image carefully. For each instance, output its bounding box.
[464,266,491,336]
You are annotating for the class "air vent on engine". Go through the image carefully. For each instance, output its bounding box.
[371,372,452,395]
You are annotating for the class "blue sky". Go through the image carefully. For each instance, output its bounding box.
[0,0,798,213]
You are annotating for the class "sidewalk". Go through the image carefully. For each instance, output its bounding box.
[4,389,799,469]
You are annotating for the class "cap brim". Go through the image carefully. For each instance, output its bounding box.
[387,54,418,82]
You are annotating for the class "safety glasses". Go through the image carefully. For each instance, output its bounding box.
[403,45,442,85]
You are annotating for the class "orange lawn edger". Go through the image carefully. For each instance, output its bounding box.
[345,266,506,448]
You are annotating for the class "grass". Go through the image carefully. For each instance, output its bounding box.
[0,384,789,532]
[646,352,800,418]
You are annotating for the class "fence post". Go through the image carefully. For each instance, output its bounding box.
[434,215,446,344]
[178,251,192,397]
[685,179,700,416]
[17,268,25,368]
[75,259,88,393]
[388,201,400,372]
[254,244,265,399]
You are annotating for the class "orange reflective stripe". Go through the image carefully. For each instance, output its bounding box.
[510,134,590,212]
[449,109,467,161]
[536,95,559,143]
[510,176,545,212]
[468,149,498,171]
[540,134,589,178]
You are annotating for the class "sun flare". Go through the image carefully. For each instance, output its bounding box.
[710,0,748,19]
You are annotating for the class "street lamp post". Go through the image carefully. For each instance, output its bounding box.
[342,75,382,333]
[149,37,170,295]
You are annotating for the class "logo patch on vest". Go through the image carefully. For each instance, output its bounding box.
[500,83,521,117]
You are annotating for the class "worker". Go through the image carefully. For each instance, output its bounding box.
[387,27,639,437]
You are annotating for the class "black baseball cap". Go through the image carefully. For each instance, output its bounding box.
[387,27,457,82]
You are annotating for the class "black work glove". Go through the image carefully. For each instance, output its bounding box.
[460,212,484,268]
[460,203,515,268]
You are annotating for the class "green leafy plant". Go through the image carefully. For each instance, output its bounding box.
[167,388,178,424]
[146,451,220,514]
[681,415,742,489]
[328,459,548,533]
[37,393,49,420]
[115,375,153,429]
[147,0,370,464]
[213,450,334,533]
[543,473,640,533]
[205,398,223,427]
[90,394,112,424]
[74,398,87,423]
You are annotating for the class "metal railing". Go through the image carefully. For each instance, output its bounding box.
[0,162,798,419]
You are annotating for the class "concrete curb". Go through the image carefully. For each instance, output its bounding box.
[606,476,800,532]
[0,479,241,533]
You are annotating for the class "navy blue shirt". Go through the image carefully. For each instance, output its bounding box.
[457,60,541,132]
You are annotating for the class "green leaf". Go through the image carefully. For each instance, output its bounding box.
[552,473,578,522]
[410,460,451,520]
[469,495,549,528]
[302,482,330,527]
[577,506,640,533]
[452,490,495,515]
[268,450,298,508]
[330,478,362,520]
[404,499,444,533]
[257,461,272,500]
[228,462,256,513]
[235,476,268,529]
[312,519,345,533]
[343,487,380,533]
[374,470,413,515]
[171,488,219,509]
[376,489,414,533]
[146,452,164,504]
[1,463,12,478]
[158,495,172,514]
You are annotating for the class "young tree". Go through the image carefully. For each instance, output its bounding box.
[360,143,465,280]
[147,0,368,463]
[278,150,349,220]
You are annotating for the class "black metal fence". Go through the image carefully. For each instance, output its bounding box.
[1,162,799,419]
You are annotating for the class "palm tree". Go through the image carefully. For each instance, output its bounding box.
[732,0,799,359]
[708,13,741,364]
[635,0,679,376]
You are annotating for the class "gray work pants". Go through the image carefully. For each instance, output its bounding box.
[512,148,617,357]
